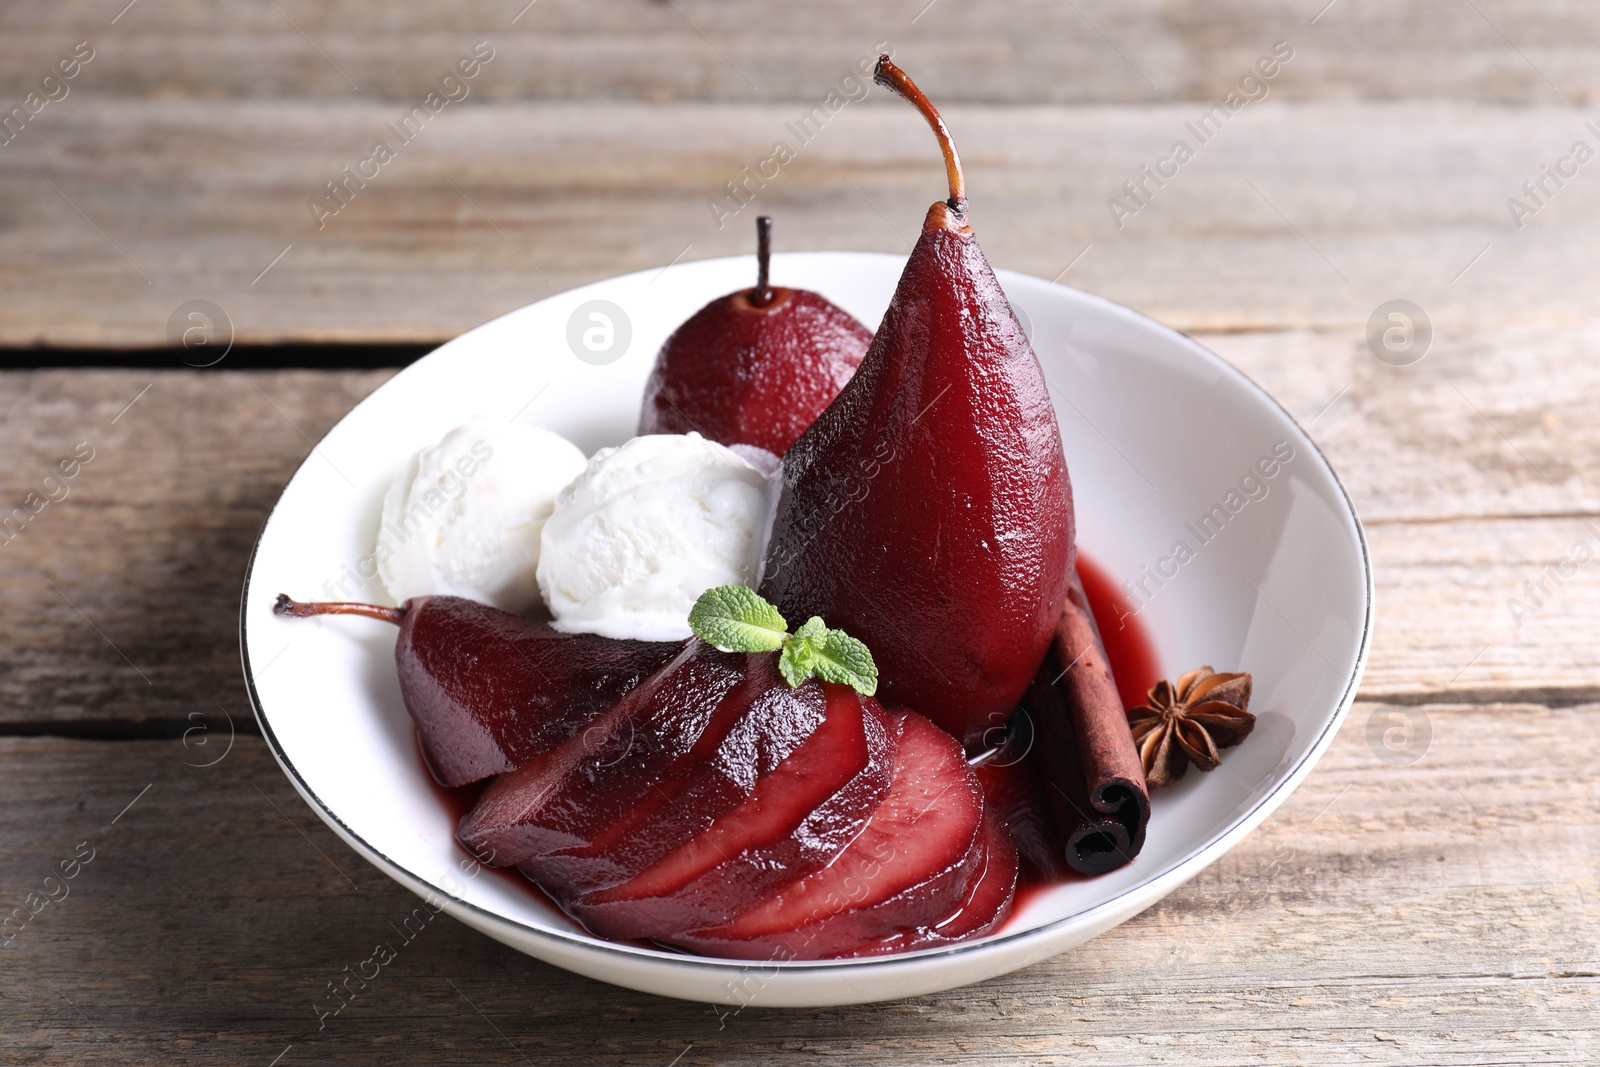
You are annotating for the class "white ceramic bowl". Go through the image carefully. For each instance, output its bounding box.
[240,251,1371,1007]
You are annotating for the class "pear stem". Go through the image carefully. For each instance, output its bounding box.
[751,215,774,307]
[274,593,406,626]
[873,55,966,215]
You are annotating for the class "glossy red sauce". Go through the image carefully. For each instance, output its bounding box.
[415,738,552,898]
[1076,553,1162,710]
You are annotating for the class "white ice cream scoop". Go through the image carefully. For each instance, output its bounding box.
[376,419,587,613]
[537,433,771,641]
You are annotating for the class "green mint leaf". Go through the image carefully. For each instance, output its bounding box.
[778,617,826,687]
[791,616,828,643]
[688,586,788,653]
[776,616,879,695]
[777,639,814,688]
[812,629,879,696]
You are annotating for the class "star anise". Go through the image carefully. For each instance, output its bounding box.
[1126,667,1255,789]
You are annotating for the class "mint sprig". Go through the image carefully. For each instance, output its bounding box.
[687,585,788,653]
[688,587,878,696]
[777,616,828,688]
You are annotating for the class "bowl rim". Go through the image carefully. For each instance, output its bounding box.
[239,250,1373,975]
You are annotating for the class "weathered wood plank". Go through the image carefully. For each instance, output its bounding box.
[2,6,1591,1061]
[1207,324,1600,696]
[0,369,391,725]
[6,350,1600,723]
[1,100,1596,346]
[1356,515,1600,700]
[1,702,1594,1064]
[1,0,1595,104]
[1208,324,1600,526]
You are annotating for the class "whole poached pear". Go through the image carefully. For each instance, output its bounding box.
[639,216,872,457]
[759,57,1075,749]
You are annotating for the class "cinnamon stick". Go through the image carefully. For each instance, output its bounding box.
[1026,574,1150,875]
[971,708,1072,881]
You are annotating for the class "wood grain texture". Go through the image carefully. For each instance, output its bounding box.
[0,369,391,725]
[1,702,1593,1064]
[1209,324,1600,525]
[0,0,1596,105]
[2,99,1598,346]
[1,6,1592,1061]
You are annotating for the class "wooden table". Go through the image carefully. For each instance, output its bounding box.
[3,2,1597,1063]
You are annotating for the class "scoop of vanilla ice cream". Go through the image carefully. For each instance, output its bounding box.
[538,433,771,641]
[377,420,587,613]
